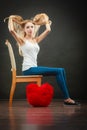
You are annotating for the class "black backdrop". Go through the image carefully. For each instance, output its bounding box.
[0,0,86,100]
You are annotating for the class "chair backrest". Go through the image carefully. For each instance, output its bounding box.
[5,40,16,70]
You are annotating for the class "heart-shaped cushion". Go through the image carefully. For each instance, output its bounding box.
[26,83,54,107]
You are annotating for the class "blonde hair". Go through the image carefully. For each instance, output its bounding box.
[4,13,50,56]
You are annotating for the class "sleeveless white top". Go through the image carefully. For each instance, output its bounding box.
[20,40,40,71]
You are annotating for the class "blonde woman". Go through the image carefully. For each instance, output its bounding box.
[5,13,80,105]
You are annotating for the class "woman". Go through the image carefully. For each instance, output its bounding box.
[5,13,79,105]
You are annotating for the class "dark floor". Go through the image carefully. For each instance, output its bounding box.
[0,99,87,130]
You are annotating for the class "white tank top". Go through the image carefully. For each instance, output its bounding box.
[20,40,40,71]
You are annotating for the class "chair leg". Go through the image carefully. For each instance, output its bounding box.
[9,82,16,106]
[37,78,42,86]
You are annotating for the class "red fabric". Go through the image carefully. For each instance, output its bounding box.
[26,83,54,107]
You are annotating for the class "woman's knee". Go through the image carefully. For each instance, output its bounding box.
[59,68,65,72]
[57,68,66,75]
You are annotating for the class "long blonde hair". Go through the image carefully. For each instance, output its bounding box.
[4,13,50,56]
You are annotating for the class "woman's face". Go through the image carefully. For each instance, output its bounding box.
[24,22,35,37]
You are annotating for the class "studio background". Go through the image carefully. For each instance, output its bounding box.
[0,0,86,100]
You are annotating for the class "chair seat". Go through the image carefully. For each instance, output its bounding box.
[16,75,42,78]
[16,75,43,83]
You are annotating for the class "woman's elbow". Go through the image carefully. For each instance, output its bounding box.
[46,28,51,33]
[9,29,14,34]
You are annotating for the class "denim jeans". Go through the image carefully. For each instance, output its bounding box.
[23,66,70,99]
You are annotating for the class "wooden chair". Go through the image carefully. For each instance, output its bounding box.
[5,40,42,106]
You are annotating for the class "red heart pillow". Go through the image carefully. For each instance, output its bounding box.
[26,83,54,107]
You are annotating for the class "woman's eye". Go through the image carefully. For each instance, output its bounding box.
[31,26,34,28]
[26,26,33,29]
[26,26,29,29]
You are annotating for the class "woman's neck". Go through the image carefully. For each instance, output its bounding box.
[25,35,33,40]
[24,35,36,43]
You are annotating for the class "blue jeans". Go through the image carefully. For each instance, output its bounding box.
[23,66,70,99]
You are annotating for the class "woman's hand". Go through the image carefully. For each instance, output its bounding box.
[48,20,52,26]
[9,15,23,24]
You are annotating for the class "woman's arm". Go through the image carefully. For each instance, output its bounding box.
[35,21,52,43]
[8,16,24,45]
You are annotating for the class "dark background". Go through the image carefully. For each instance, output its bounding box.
[0,0,86,100]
